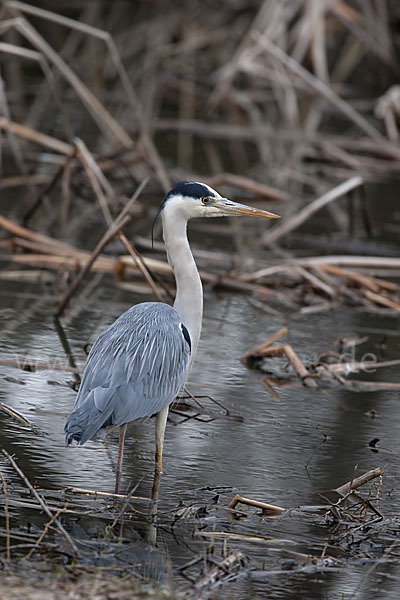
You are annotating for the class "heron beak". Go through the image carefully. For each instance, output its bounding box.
[214,197,280,219]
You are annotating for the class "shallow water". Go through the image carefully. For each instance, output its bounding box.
[1,274,399,598]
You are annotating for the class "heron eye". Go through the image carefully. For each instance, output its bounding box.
[201,197,210,205]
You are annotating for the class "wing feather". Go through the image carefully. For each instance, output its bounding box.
[65,302,191,445]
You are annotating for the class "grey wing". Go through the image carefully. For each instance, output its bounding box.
[65,302,191,445]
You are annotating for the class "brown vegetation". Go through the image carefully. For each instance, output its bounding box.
[1,2,400,597]
[0,2,399,317]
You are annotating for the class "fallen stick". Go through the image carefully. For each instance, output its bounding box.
[240,327,288,365]
[0,497,81,516]
[0,402,35,429]
[339,380,400,392]
[64,486,150,501]
[0,211,176,280]
[195,530,294,545]
[259,372,400,392]
[0,269,54,283]
[1,252,115,272]
[315,358,400,376]
[52,189,148,313]
[259,376,281,401]
[364,290,400,312]
[254,344,318,388]
[319,264,398,293]
[5,238,172,277]
[228,494,285,514]
[241,255,400,282]
[296,266,336,297]
[335,467,384,497]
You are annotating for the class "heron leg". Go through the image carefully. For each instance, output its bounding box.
[154,405,169,474]
[115,423,127,494]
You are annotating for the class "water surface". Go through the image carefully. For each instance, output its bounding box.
[1,275,399,598]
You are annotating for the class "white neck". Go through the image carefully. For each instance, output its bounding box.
[162,207,203,362]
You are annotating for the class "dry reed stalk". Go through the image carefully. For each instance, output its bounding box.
[0,117,73,154]
[242,256,400,283]
[23,148,76,224]
[0,471,11,560]
[59,149,74,235]
[316,358,400,376]
[4,9,132,147]
[335,467,384,497]
[228,494,285,514]
[208,0,282,109]
[0,402,34,429]
[319,264,398,293]
[55,179,146,316]
[0,212,77,251]
[2,0,400,196]
[364,290,400,312]
[263,176,363,244]
[75,140,164,302]
[251,32,390,145]
[64,486,150,501]
[0,269,53,282]
[240,327,288,364]
[205,172,291,202]
[244,342,317,389]
[25,504,69,560]
[0,74,30,187]
[2,244,171,280]
[7,0,171,190]
[193,550,246,590]
[294,266,336,297]
[2,449,79,558]
[0,174,51,188]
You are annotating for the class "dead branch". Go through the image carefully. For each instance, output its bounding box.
[63,486,150,501]
[228,494,285,515]
[335,467,384,497]
[364,290,400,312]
[240,327,288,365]
[244,339,318,389]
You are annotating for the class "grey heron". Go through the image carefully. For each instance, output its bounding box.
[65,181,279,493]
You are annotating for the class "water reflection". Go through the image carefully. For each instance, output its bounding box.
[1,279,399,598]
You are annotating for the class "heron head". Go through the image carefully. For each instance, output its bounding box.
[158,181,280,220]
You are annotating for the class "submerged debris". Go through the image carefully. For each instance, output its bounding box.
[242,328,400,393]
[0,451,393,599]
